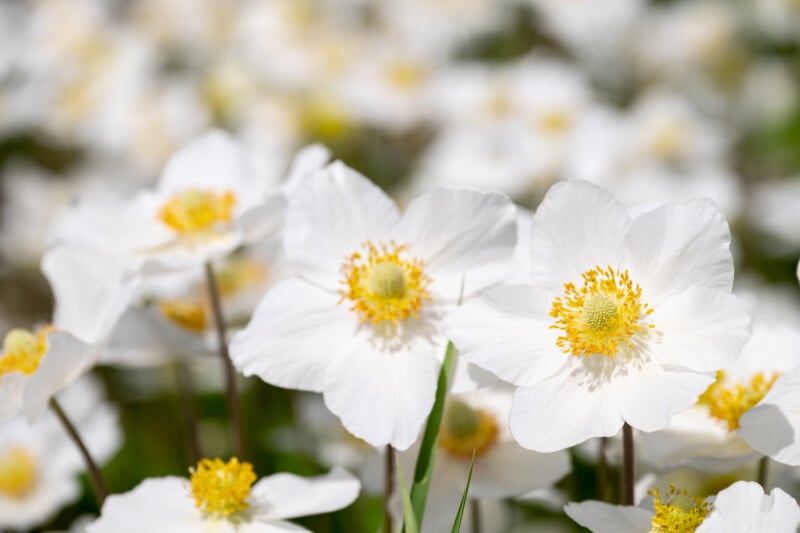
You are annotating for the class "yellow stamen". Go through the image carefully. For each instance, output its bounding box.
[215,257,268,298]
[189,457,256,518]
[699,371,781,431]
[158,300,208,333]
[158,188,237,235]
[650,485,711,533]
[538,110,572,136]
[386,61,427,90]
[339,241,431,325]
[438,400,499,458]
[550,266,654,358]
[0,448,38,499]
[648,122,686,162]
[0,326,54,376]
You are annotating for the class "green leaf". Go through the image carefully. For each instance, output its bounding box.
[398,461,419,533]
[405,341,456,530]
[451,450,477,533]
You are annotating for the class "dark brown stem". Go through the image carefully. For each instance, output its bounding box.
[174,361,202,462]
[50,398,108,507]
[385,445,395,533]
[470,498,482,533]
[204,262,245,458]
[622,423,634,506]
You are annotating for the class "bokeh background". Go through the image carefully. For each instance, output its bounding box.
[1,0,800,531]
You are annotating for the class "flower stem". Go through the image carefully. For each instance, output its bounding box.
[174,361,202,462]
[204,261,245,458]
[50,398,108,507]
[622,423,634,505]
[385,445,395,533]
[470,498,482,533]
[757,456,769,489]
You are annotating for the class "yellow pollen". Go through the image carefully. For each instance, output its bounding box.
[650,485,711,533]
[699,371,781,431]
[339,241,431,325]
[386,61,426,90]
[550,266,653,358]
[158,300,208,333]
[538,110,572,136]
[0,326,54,376]
[438,400,499,458]
[0,448,38,499]
[215,257,268,299]
[189,457,256,518]
[158,188,237,234]
[649,122,686,162]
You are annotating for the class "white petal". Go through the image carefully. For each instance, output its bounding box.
[739,367,800,466]
[284,162,400,290]
[471,443,570,499]
[445,285,565,387]
[696,481,800,533]
[158,130,260,206]
[238,193,287,245]
[648,286,750,372]
[23,332,96,422]
[282,143,332,193]
[42,244,139,344]
[613,358,713,432]
[509,357,625,452]
[87,478,202,533]
[529,181,630,293]
[394,188,517,301]
[237,522,310,533]
[0,372,25,422]
[624,199,734,304]
[230,280,357,393]
[251,467,360,521]
[564,501,652,533]
[322,322,442,450]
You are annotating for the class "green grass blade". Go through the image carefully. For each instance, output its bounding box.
[406,340,456,529]
[451,450,477,533]
[398,461,419,533]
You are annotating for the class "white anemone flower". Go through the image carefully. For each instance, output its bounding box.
[396,386,570,532]
[0,244,136,422]
[639,323,800,472]
[231,162,517,449]
[87,460,360,533]
[446,181,750,452]
[0,375,121,531]
[53,131,329,271]
[566,481,800,533]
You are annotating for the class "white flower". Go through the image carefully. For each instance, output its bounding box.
[397,386,570,532]
[639,323,800,472]
[566,481,800,533]
[0,244,136,422]
[53,131,328,271]
[446,181,750,452]
[0,375,121,531]
[87,460,360,533]
[231,162,516,449]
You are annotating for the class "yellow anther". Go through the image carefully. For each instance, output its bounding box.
[158,300,208,333]
[699,371,781,431]
[158,188,236,234]
[386,61,426,90]
[0,448,38,499]
[438,400,499,458]
[339,241,431,325]
[538,110,572,136]
[550,266,653,358]
[650,485,711,533]
[0,326,53,376]
[189,457,256,518]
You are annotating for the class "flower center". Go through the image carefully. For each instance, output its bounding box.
[650,485,711,533]
[550,266,653,358]
[438,399,499,458]
[699,371,781,431]
[158,188,237,235]
[339,241,431,325]
[189,457,256,518]
[648,121,687,162]
[0,448,38,499]
[159,299,208,333]
[386,61,427,91]
[0,326,53,376]
[538,110,572,136]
